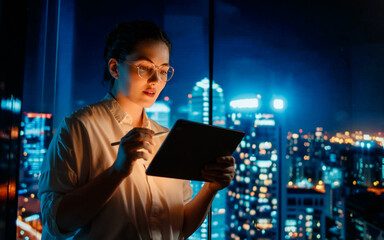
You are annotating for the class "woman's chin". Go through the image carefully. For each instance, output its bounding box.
[139,95,159,108]
[142,100,156,109]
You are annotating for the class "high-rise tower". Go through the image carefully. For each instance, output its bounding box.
[226,98,280,240]
[187,78,227,239]
[188,78,226,127]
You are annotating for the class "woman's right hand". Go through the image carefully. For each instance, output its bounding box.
[112,128,155,178]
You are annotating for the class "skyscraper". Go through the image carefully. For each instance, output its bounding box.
[345,192,384,240]
[352,145,384,188]
[226,98,280,240]
[285,188,326,240]
[188,78,227,239]
[188,78,226,127]
[286,128,330,188]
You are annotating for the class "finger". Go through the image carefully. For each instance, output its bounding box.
[201,172,233,184]
[136,142,154,155]
[132,151,145,160]
[121,141,154,154]
[131,127,155,136]
[202,169,234,179]
[123,128,155,145]
[202,170,235,178]
[216,156,235,165]
[131,131,155,145]
[134,150,151,161]
[201,168,234,180]
[204,163,235,172]
[201,173,215,182]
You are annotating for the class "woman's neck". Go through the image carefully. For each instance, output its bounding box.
[109,90,144,128]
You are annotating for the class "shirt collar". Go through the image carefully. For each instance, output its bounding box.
[103,93,151,129]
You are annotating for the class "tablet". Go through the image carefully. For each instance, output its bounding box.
[146,119,245,181]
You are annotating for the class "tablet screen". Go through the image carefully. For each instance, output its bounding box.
[146,119,245,181]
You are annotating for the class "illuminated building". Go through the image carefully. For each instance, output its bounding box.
[189,181,209,240]
[344,192,384,240]
[326,131,384,188]
[189,189,228,240]
[188,78,227,239]
[333,140,383,189]
[188,78,226,127]
[286,128,384,240]
[286,128,348,239]
[351,145,384,188]
[318,164,344,239]
[285,188,325,240]
[286,131,309,186]
[285,127,384,240]
[286,128,330,188]
[226,98,280,240]
[322,184,345,240]
[17,112,52,240]
[321,165,342,189]
[146,101,171,128]
[19,113,52,190]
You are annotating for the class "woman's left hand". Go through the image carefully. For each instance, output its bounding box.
[201,156,236,192]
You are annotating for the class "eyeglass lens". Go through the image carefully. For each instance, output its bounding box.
[137,62,174,82]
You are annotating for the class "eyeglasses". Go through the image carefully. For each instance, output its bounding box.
[126,61,174,82]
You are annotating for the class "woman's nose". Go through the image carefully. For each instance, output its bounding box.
[148,70,161,83]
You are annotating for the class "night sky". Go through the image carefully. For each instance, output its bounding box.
[164,0,384,134]
[211,0,384,134]
[23,0,384,134]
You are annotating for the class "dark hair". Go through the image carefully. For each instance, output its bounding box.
[103,20,172,88]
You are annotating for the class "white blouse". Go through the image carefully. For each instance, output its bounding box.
[38,94,193,240]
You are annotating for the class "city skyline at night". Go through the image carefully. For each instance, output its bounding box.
[17,76,384,239]
[4,1,384,239]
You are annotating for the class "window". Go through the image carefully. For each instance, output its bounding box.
[8,1,384,240]
[303,198,313,206]
[287,198,296,206]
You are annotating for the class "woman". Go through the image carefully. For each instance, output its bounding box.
[38,20,235,240]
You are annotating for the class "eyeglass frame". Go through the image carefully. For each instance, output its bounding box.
[125,60,174,82]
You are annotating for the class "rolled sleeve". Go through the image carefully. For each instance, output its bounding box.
[39,191,74,239]
[38,169,79,238]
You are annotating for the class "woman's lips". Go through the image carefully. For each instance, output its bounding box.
[143,89,156,97]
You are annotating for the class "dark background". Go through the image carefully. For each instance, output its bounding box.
[21,0,384,132]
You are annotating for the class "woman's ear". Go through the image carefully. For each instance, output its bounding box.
[108,58,119,79]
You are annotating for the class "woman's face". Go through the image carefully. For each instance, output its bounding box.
[113,40,170,108]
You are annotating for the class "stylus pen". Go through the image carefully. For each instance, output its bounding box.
[111,132,168,146]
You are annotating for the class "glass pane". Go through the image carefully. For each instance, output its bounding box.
[19,0,384,239]
[213,1,384,240]
[17,0,58,238]
[18,0,209,239]
[160,2,210,239]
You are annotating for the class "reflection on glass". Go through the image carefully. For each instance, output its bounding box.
[17,113,52,239]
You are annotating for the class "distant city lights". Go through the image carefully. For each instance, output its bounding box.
[230,98,259,109]
[1,97,22,113]
[328,131,383,149]
[273,98,284,110]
